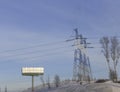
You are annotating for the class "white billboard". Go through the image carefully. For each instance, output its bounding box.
[22,67,44,76]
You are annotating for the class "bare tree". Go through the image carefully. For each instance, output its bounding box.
[54,75,60,87]
[100,37,111,79]
[111,36,120,81]
[5,86,7,92]
[46,75,51,89]
[109,69,117,81]
[100,36,120,82]
[40,76,45,88]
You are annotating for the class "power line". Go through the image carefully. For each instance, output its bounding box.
[0,49,74,63]
[0,36,115,54]
[0,46,73,59]
[0,35,117,62]
[0,40,67,54]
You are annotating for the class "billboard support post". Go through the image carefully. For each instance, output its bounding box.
[32,75,34,92]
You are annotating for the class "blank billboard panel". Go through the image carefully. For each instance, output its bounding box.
[22,67,44,76]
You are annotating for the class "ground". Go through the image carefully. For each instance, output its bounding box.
[23,81,120,92]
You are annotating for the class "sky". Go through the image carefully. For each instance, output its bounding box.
[0,0,120,91]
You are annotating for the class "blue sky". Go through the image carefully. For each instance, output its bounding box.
[0,0,120,91]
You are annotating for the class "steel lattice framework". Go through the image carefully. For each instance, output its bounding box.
[73,29,92,82]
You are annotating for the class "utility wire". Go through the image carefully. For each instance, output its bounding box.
[0,40,67,54]
[0,36,109,54]
[20,49,74,62]
[0,46,73,58]
[0,36,111,59]
[0,49,74,63]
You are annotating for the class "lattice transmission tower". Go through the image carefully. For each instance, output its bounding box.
[72,29,92,82]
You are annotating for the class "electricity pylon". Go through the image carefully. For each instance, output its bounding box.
[72,29,92,82]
